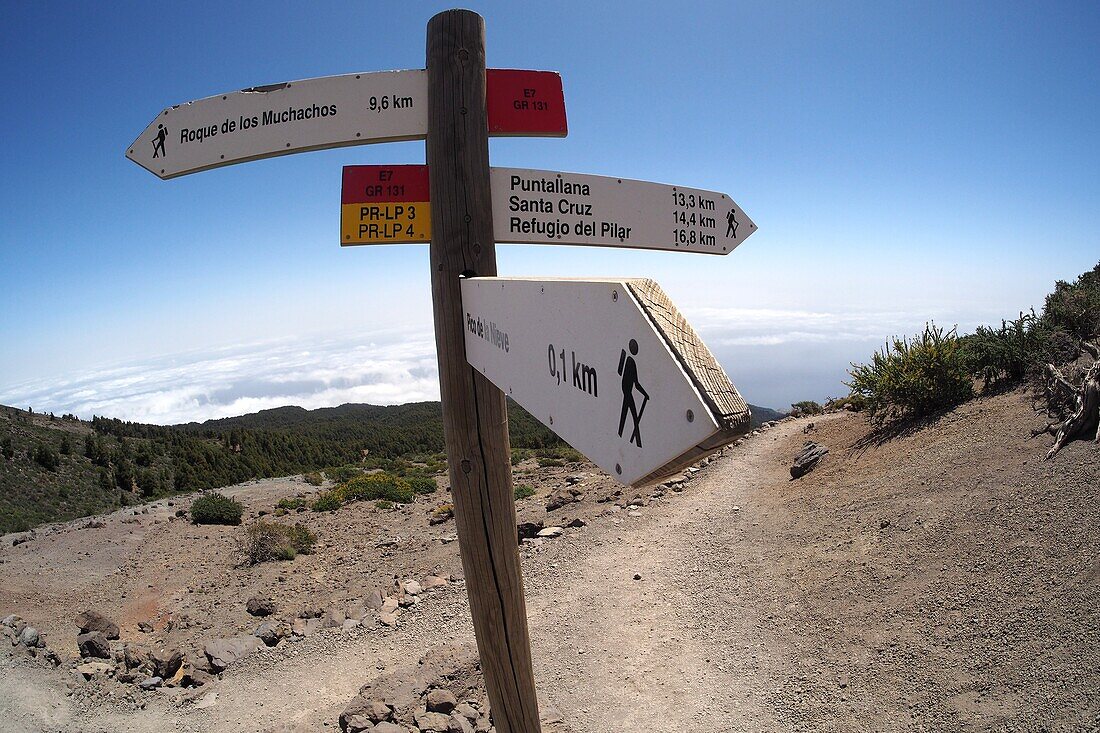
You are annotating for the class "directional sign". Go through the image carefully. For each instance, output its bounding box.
[461,277,751,486]
[341,165,430,245]
[128,69,567,180]
[490,168,756,255]
[128,71,428,179]
[487,70,567,137]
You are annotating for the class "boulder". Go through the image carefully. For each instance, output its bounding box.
[137,676,162,690]
[150,648,184,679]
[18,626,41,648]
[204,636,262,672]
[402,580,422,596]
[323,607,347,629]
[415,711,453,732]
[791,442,829,479]
[76,661,115,679]
[77,631,111,659]
[449,714,475,733]
[254,620,283,647]
[75,610,120,640]
[365,588,386,611]
[426,688,457,713]
[246,597,276,617]
[124,645,149,671]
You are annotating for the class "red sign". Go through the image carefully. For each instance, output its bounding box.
[341,165,431,245]
[486,69,568,137]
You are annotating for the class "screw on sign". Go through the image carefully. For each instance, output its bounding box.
[125,10,755,732]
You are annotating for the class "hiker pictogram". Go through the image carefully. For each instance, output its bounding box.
[151,124,167,159]
[617,338,650,447]
[726,207,739,238]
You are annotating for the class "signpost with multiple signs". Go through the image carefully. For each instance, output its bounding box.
[126,10,756,732]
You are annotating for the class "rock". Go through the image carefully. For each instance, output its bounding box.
[0,614,21,628]
[346,602,369,622]
[254,621,283,647]
[378,612,399,627]
[204,636,262,672]
[246,597,276,617]
[342,698,394,731]
[449,714,475,733]
[633,573,642,580]
[426,688,458,713]
[415,711,454,732]
[373,723,406,733]
[402,580,423,596]
[138,676,162,690]
[790,442,828,479]
[421,575,447,590]
[455,702,480,721]
[516,522,544,541]
[76,661,114,679]
[74,609,120,640]
[565,474,584,485]
[545,488,582,511]
[292,617,322,637]
[380,597,400,615]
[475,716,491,732]
[567,517,587,528]
[77,631,111,659]
[137,621,154,633]
[124,645,149,671]
[18,626,40,647]
[342,619,360,632]
[150,648,184,678]
[365,588,386,610]
[536,526,564,538]
[323,607,347,628]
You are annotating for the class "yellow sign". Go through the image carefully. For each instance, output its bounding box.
[341,165,431,245]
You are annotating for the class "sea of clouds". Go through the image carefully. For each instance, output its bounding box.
[1,306,979,425]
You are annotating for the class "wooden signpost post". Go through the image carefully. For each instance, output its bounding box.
[126,9,755,731]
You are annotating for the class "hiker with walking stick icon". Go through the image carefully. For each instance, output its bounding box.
[151,124,167,159]
[617,338,650,447]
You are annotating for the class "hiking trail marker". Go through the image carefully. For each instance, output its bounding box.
[462,277,750,485]
[126,10,755,733]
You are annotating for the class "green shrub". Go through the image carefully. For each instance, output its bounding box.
[303,471,324,486]
[323,465,363,483]
[791,401,823,416]
[846,322,973,425]
[375,500,394,510]
[1041,262,1100,340]
[242,521,317,564]
[191,492,244,525]
[340,473,414,504]
[405,475,438,495]
[959,310,1051,388]
[32,443,60,471]
[536,457,563,468]
[510,448,531,466]
[310,491,342,512]
[514,484,535,500]
[277,497,308,511]
[824,395,867,412]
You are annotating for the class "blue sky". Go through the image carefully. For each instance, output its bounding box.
[1,1,1098,423]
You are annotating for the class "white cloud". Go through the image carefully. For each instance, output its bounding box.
[0,329,439,425]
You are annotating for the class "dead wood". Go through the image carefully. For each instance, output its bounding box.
[1040,343,1100,460]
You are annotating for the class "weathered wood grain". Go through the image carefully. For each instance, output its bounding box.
[426,10,542,732]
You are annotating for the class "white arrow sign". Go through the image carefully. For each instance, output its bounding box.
[127,71,428,179]
[461,277,751,485]
[490,168,756,255]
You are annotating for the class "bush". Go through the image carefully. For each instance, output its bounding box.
[824,395,867,412]
[536,457,564,468]
[846,322,973,425]
[32,443,60,471]
[791,401,823,416]
[375,500,394,510]
[303,472,324,486]
[510,448,531,466]
[405,475,438,496]
[1041,262,1100,340]
[514,484,535,500]
[310,491,342,512]
[340,473,414,504]
[242,521,316,564]
[276,497,308,511]
[191,492,244,525]
[323,465,363,483]
[960,310,1051,388]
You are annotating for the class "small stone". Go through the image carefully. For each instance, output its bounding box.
[149,648,183,678]
[403,580,423,596]
[18,626,40,647]
[138,676,162,690]
[421,575,447,590]
[536,526,564,538]
[76,661,115,679]
[378,612,398,627]
[204,636,262,672]
[246,597,276,617]
[415,711,454,732]
[373,723,406,733]
[75,610,120,640]
[633,574,642,581]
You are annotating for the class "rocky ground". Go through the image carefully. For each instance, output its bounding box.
[1,389,1098,731]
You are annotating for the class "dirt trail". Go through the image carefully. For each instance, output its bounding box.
[4,392,1098,731]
